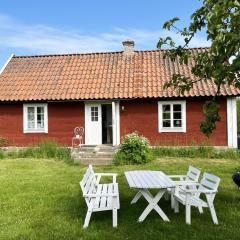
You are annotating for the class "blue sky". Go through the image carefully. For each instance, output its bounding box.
[0,0,209,67]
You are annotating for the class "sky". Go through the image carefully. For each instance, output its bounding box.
[0,0,209,68]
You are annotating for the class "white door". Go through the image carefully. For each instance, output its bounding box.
[85,104,102,145]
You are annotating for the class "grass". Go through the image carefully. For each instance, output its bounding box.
[0,157,240,240]
[0,140,72,163]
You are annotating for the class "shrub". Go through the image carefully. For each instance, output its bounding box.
[114,132,153,165]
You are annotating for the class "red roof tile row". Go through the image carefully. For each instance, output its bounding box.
[0,48,239,102]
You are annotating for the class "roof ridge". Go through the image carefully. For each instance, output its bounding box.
[12,47,210,59]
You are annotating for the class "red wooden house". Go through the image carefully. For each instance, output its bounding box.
[0,40,239,147]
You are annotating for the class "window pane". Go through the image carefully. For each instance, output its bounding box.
[37,107,44,114]
[174,120,182,127]
[173,112,182,120]
[163,112,171,119]
[91,106,98,122]
[27,107,35,129]
[162,104,170,112]
[163,120,171,127]
[37,107,44,129]
[173,104,181,111]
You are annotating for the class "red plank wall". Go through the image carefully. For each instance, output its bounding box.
[120,98,228,146]
[0,102,84,146]
[0,98,228,146]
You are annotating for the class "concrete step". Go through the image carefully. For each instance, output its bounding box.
[74,158,113,165]
[71,145,117,165]
[76,152,114,158]
[77,147,97,153]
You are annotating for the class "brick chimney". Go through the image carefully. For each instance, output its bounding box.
[122,39,135,56]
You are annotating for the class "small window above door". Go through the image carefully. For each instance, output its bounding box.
[91,106,99,121]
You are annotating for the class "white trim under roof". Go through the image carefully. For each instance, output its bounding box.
[227,97,237,148]
[0,54,14,75]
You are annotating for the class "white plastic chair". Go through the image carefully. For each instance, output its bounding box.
[174,172,221,224]
[167,166,201,209]
[80,165,120,228]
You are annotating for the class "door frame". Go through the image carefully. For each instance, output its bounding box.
[84,103,102,145]
[84,101,120,146]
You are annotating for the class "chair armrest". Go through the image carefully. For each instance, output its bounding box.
[168,175,187,180]
[173,180,197,186]
[95,173,118,183]
[180,189,217,194]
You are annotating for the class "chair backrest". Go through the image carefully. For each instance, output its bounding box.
[80,165,98,201]
[74,127,84,138]
[199,172,220,192]
[186,166,201,182]
[197,172,220,201]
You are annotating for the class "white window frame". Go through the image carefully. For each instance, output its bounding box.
[158,100,186,133]
[23,103,48,133]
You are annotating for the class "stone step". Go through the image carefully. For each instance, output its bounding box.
[76,152,114,158]
[74,158,113,165]
[71,145,117,165]
[75,147,117,153]
[77,147,98,153]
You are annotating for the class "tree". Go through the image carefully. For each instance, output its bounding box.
[157,0,240,137]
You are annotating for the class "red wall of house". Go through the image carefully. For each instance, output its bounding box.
[0,102,84,146]
[120,98,228,146]
[0,98,228,146]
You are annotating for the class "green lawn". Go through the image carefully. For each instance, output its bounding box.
[0,157,240,240]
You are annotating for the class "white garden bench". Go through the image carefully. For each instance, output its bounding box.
[174,172,221,224]
[80,165,120,228]
[167,166,201,209]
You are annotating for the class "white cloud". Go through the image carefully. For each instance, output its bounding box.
[0,13,211,55]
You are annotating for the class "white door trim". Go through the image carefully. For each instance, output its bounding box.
[84,101,120,146]
[112,101,120,146]
[227,97,237,148]
[85,103,102,145]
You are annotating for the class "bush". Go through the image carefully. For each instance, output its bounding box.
[114,133,153,165]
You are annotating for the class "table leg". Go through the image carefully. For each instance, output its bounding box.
[131,191,142,204]
[138,189,170,222]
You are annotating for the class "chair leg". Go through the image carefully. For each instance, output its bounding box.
[174,199,179,213]
[186,204,191,225]
[164,192,170,201]
[198,206,203,214]
[170,188,176,209]
[83,210,92,228]
[209,204,218,224]
[113,209,118,227]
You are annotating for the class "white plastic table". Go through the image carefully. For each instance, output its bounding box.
[125,170,174,222]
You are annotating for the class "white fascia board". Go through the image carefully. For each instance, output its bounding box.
[0,54,14,75]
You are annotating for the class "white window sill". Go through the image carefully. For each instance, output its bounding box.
[24,129,47,134]
[159,128,186,133]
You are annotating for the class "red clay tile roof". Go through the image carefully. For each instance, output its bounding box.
[0,48,239,101]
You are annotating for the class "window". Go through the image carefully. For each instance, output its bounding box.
[23,104,48,133]
[158,101,186,132]
[91,106,99,121]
